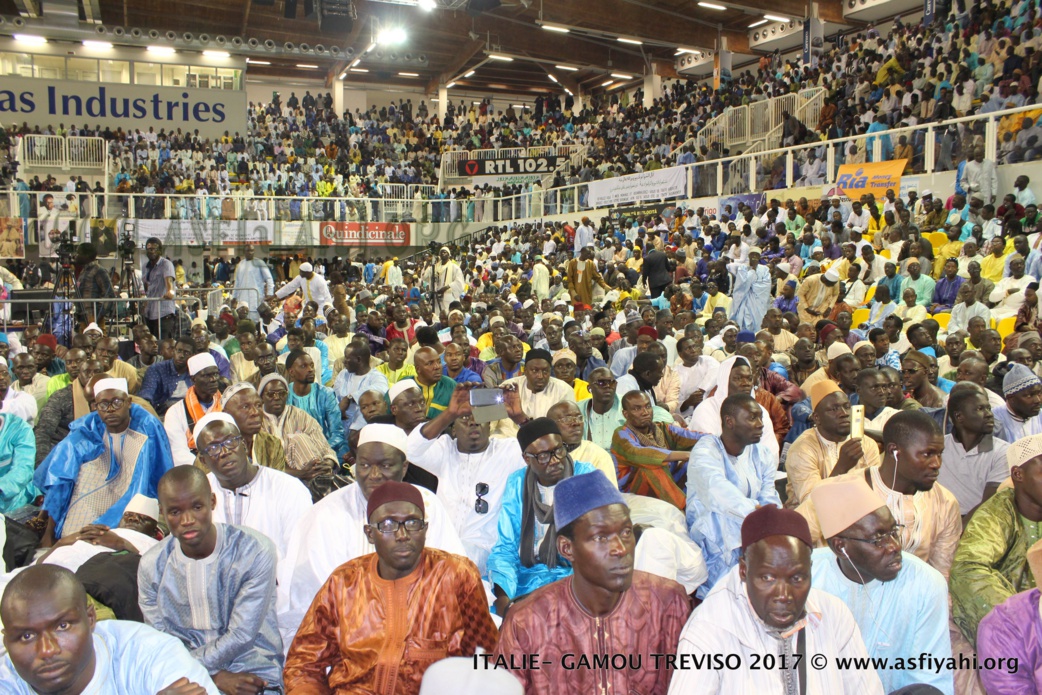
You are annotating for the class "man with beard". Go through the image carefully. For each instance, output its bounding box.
[611,392,704,510]
[407,383,525,574]
[547,400,617,486]
[196,412,310,564]
[35,377,172,542]
[494,349,574,438]
[246,342,286,389]
[494,471,691,693]
[422,247,466,316]
[232,244,274,320]
[284,481,497,694]
[798,410,961,578]
[578,367,674,451]
[810,477,953,694]
[277,424,465,647]
[670,505,883,693]
[258,373,337,483]
[163,353,223,468]
[0,566,218,694]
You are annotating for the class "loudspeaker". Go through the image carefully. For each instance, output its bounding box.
[466,0,500,15]
[9,290,53,324]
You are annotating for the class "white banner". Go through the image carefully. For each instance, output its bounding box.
[118,219,273,247]
[587,167,688,208]
[0,76,247,139]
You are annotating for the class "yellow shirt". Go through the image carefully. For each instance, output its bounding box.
[572,379,592,402]
[376,362,417,386]
[980,253,1008,283]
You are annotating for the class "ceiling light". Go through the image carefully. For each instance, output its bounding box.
[541,24,570,33]
[339,72,347,79]
[350,68,369,72]
[697,2,727,9]
[764,14,788,21]
[488,54,513,61]
[464,70,475,77]
[548,74,558,83]
[555,64,578,71]
[617,37,642,45]
[418,0,437,9]
[377,27,407,45]
[602,79,614,86]
[473,101,481,105]
[446,82,456,88]
[13,34,47,45]
[611,73,632,79]
[203,50,230,58]
[82,40,113,50]
[366,42,378,52]
[297,63,319,68]
[399,72,419,77]
[247,58,271,65]
[565,89,573,95]
[147,45,176,55]
[513,104,525,108]
[748,18,768,27]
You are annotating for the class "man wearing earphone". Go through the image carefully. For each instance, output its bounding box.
[810,477,954,695]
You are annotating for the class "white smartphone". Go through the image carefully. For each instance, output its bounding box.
[850,405,865,439]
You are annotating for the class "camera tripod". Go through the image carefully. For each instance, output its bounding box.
[50,250,76,342]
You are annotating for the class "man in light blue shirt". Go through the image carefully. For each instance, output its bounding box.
[1,565,219,694]
[232,245,274,320]
[809,477,954,695]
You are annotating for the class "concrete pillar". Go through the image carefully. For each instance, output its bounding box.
[572,92,585,113]
[643,74,662,108]
[438,85,448,122]
[333,79,345,116]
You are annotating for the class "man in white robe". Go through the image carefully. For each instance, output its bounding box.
[197,412,312,563]
[422,248,466,317]
[492,349,575,438]
[988,255,1036,320]
[232,245,274,320]
[270,262,332,319]
[277,424,466,647]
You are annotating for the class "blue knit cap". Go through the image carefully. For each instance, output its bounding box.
[1004,363,1042,397]
[553,470,627,530]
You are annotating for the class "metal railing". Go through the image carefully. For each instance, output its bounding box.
[17,135,107,171]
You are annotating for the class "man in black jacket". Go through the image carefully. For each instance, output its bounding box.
[642,247,673,298]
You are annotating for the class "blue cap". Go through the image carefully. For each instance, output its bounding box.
[553,470,627,530]
[736,330,757,344]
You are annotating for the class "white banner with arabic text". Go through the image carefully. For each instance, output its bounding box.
[587,167,687,208]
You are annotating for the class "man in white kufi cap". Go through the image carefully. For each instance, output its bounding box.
[810,477,954,694]
[797,263,842,324]
[277,423,466,647]
[163,352,223,467]
[35,373,174,540]
[270,258,332,319]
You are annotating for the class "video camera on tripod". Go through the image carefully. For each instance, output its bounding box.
[118,228,137,261]
[54,230,76,269]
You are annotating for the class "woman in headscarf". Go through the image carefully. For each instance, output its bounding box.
[688,355,780,462]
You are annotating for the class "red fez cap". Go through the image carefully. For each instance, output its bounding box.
[741,504,813,550]
[818,323,840,344]
[37,334,58,350]
[637,326,659,340]
[366,480,425,521]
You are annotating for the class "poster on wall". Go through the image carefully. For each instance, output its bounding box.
[37,192,77,258]
[607,203,678,228]
[718,193,767,220]
[279,221,315,248]
[0,218,25,259]
[215,220,274,246]
[90,219,119,257]
[318,222,411,247]
[833,160,907,200]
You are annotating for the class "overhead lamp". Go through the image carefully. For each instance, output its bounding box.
[541,24,570,33]
[399,71,419,77]
[339,72,347,79]
[351,68,369,72]
[203,50,231,58]
[82,40,113,50]
[548,74,558,83]
[366,42,378,52]
[555,64,578,71]
[697,2,727,9]
[763,14,788,21]
[418,0,437,9]
[446,81,457,88]
[13,34,47,45]
[464,69,475,77]
[247,58,271,65]
[565,88,573,95]
[488,54,513,61]
[617,37,642,45]
[297,63,320,68]
[611,73,632,79]
[147,45,176,55]
[748,18,768,27]
[377,27,407,45]
[601,79,614,86]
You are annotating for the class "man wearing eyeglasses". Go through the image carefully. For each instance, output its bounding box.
[163,353,224,468]
[35,376,173,544]
[197,406,311,564]
[285,479,497,693]
[140,465,284,695]
[786,381,881,508]
[407,383,525,575]
[278,424,466,648]
[810,477,954,694]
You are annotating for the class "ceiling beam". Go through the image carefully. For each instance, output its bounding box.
[425,38,485,94]
[241,0,253,34]
[815,0,846,24]
[712,0,809,19]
